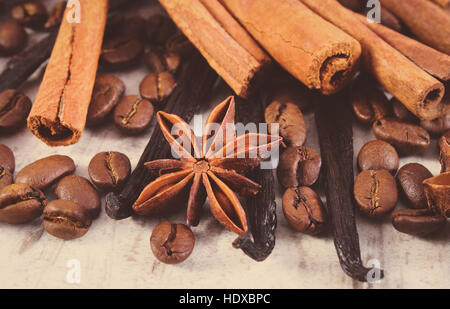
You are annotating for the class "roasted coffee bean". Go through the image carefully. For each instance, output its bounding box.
[277,146,321,188]
[150,221,195,264]
[144,49,181,74]
[15,155,76,190]
[396,163,433,209]
[391,209,446,236]
[145,14,177,45]
[0,20,27,56]
[0,144,15,173]
[114,95,154,134]
[87,74,125,126]
[373,118,430,155]
[0,183,46,224]
[357,140,399,174]
[354,169,398,218]
[351,81,391,124]
[101,36,144,71]
[88,151,131,192]
[420,110,450,136]
[391,97,418,123]
[139,73,176,106]
[265,102,306,147]
[0,168,13,190]
[165,32,194,58]
[439,131,450,173]
[282,186,327,235]
[11,1,48,29]
[43,200,91,240]
[423,172,450,219]
[0,89,32,131]
[269,83,312,111]
[44,1,66,30]
[55,175,101,219]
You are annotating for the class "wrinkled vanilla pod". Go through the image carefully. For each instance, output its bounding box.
[105,52,218,219]
[315,92,383,282]
[232,95,277,261]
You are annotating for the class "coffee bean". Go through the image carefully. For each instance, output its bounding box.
[114,95,154,134]
[145,14,177,45]
[87,74,125,126]
[357,140,399,174]
[439,131,450,173]
[373,118,430,155]
[354,169,398,218]
[44,1,66,30]
[420,109,450,136]
[396,163,433,209]
[150,221,195,264]
[391,209,446,236]
[277,146,321,188]
[391,97,418,123]
[0,20,27,56]
[351,80,390,125]
[55,175,101,219]
[423,172,450,219]
[144,49,181,74]
[0,89,32,132]
[282,186,327,235]
[101,36,144,71]
[0,183,46,224]
[15,155,76,190]
[88,151,131,192]
[0,168,13,190]
[43,200,91,240]
[165,32,194,58]
[0,144,15,173]
[139,72,176,106]
[11,1,48,29]
[265,102,306,148]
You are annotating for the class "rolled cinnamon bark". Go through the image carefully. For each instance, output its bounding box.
[220,0,362,95]
[28,0,108,146]
[379,0,450,54]
[299,0,445,120]
[159,0,271,98]
[428,0,450,9]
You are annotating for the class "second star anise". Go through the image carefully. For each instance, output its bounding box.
[132,96,282,234]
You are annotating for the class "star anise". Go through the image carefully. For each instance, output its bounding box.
[132,96,282,234]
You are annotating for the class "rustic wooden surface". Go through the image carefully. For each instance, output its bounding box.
[0,0,448,289]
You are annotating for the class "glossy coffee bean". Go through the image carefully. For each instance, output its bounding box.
[150,221,195,264]
[0,20,27,56]
[55,175,101,219]
[165,32,194,58]
[15,155,76,190]
[439,131,450,173]
[0,168,13,190]
[11,1,48,29]
[391,209,446,237]
[391,98,418,123]
[373,118,430,155]
[145,14,177,45]
[101,36,144,71]
[43,200,91,240]
[396,163,433,209]
[144,49,181,74]
[44,1,66,30]
[357,140,399,174]
[265,101,306,147]
[354,169,398,218]
[114,95,154,134]
[423,172,450,219]
[420,110,450,136]
[351,81,390,125]
[87,74,125,126]
[0,183,46,224]
[88,151,131,192]
[0,89,32,131]
[282,186,327,235]
[0,144,15,173]
[277,146,321,188]
[139,72,176,106]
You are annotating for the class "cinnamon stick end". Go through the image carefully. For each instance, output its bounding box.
[417,83,446,120]
[27,116,81,147]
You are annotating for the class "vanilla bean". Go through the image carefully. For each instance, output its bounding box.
[315,91,383,282]
[105,52,218,219]
[232,95,277,262]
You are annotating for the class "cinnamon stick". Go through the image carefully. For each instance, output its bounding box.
[429,0,450,8]
[221,0,362,95]
[27,0,108,146]
[158,0,271,98]
[356,14,450,81]
[298,0,445,121]
[379,0,450,54]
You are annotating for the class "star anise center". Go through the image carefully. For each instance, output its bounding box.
[192,160,210,173]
